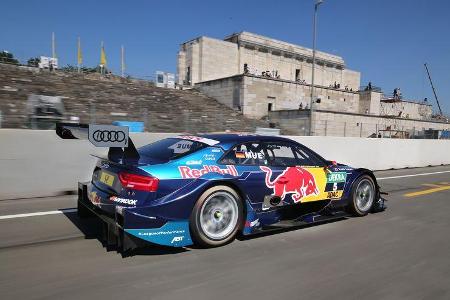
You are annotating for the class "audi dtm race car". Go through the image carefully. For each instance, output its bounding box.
[57,123,386,251]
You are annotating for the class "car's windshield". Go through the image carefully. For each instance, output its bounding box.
[138,138,207,162]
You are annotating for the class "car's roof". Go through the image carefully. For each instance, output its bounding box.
[197,133,298,149]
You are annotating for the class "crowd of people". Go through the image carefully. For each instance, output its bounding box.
[298,102,309,110]
[244,64,281,79]
[243,64,364,93]
[329,81,353,92]
[393,88,402,99]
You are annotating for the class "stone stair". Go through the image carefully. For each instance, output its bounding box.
[0,63,268,132]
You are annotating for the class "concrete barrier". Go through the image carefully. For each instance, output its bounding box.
[1,129,449,200]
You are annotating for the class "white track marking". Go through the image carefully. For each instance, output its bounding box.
[1,170,449,220]
[377,170,450,180]
[0,208,77,220]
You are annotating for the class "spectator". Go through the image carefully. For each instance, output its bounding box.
[299,103,303,110]
[393,88,398,99]
[368,81,372,90]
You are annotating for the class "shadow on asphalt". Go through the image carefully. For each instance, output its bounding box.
[62,211,189,258]
[62,211,353,257]
[237,217,348,241]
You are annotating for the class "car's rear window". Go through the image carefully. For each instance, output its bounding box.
[138,138,207,162]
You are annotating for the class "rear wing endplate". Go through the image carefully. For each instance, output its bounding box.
[56,123,140,161]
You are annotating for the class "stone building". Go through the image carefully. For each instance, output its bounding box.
[177,32,449,137]
[178,31,360,90]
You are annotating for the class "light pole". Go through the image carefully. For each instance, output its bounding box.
[309,0,323,136]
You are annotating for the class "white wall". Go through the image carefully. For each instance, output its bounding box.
[0,130,175,200]
[291,136,450,170]
[1,130,449,200]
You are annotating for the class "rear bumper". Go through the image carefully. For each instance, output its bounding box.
[78,182,193,249]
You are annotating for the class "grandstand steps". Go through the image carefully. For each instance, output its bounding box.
[0,63,268,132]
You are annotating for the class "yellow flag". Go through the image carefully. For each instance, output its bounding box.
[77,37,82,65]
[100,42,107,66]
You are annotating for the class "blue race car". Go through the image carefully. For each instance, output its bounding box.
[57,124,386,251]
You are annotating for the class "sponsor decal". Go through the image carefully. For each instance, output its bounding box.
[179,165,238,179]
[169,140,193,154]
[260,166,319,203]
[327,172,347,183]
[186,160,202,165]
[327,191,342,199]
[171,236,184,243]
[176,135,220,146]
[333,167,353,172]
[211,148,221,153]
[110,196,137,206]
[88,124,129,148]
[125,221,193,247]
[202,154,216,161]
[100,162,110,169]
[235,151,264,160]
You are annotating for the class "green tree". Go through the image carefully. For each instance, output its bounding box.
[0,51,19,65]
[27,57,40,67]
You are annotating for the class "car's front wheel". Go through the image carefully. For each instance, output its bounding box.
[348,175,376,216]
[190,185,243,247]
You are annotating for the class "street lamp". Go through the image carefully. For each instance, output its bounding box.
[309,0,323,136]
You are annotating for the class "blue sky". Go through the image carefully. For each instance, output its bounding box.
[2,0,449,114]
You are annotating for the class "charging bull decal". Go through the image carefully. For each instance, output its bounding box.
[260,166,319,203]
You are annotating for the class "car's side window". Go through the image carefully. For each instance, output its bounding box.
[294,146,325,166]
[220,142,268,166]
[264,142,299,167]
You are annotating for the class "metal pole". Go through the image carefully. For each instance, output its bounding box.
[52,32,56,59]
[77,37,81,73]
[309,0,323,136]
[121,45,125,78]
[424,63,443,116]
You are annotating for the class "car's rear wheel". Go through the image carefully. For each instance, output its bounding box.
[190,185,243,247]
[348,175,376,217]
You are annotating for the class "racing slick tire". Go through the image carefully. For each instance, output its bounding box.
[348,175,376,217]
[190,185,244,247]
[77,200,94,219]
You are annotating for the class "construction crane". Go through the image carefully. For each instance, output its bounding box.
[424,63,443,116]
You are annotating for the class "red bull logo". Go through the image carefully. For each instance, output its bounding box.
[179,165,238,179]
[260,166,319,203]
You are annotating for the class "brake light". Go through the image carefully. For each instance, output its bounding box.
[118,172,159,192]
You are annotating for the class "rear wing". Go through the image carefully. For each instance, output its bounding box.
[56,123,140,162]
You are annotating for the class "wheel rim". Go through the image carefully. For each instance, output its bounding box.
[199,191,239,240]
[355,179,375,212]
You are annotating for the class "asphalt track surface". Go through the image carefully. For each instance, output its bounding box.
[1,166,450,300]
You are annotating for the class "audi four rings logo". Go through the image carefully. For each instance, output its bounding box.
[92,130,126,143]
